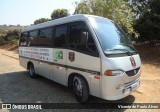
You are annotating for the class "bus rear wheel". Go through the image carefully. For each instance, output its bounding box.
[73,75,89,103]
[28,63,38,79]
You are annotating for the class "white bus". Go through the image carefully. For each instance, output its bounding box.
[19,14,141,103]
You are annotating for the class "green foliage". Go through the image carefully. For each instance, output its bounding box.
[74,1,91,14]
[134,0,160,42]
[74,0,138,38]
[34,18,51,25]
[0,29,7,35]
[51,9,69,20]
[0,35,5,44]
[131,0,149,16]
[0,30,20,45]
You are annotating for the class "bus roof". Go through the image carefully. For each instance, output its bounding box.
[21,14,108,32]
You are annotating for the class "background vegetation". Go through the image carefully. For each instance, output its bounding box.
[74,0,137,37]
[34,18,51,25]
[134,0,160,43]
[0,0,159,46]
[0,29,20,45]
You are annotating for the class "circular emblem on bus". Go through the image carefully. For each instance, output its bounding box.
[130,57,136,68]
[69,52,75,62]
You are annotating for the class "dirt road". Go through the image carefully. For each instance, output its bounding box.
[0,48,160,112]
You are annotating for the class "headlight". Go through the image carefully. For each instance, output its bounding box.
[104,70,124,76]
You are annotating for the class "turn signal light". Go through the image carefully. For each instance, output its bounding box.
[104,70,124,76]
[104,70,112,76]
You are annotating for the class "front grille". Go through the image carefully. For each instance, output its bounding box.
[126,67,140,77]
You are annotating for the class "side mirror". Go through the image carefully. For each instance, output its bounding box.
[80,31,88,44]
[20,38,26,42]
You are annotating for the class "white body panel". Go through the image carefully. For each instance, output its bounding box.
[50,49,67,85]
[19,47,101,97]
[66,50,101,97]
[101,54,141,100]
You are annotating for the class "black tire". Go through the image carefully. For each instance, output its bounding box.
[73,75,89,103]
[28,63,38,79]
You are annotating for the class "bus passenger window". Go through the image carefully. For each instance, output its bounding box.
[54,26,67,48]
[38,28,52,46]
[20,32,28,46]
[28,30,38,46]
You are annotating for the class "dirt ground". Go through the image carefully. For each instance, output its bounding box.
[133,45,160,103]
[0,44,18,53]
[0,44,160,112]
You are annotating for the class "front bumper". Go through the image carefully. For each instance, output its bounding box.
[102,77,140,100]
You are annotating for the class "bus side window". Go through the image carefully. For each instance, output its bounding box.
[38,28,53,46]
[69,24,83,49]
[28,30,38,46]
[20,32,28,46]
[54,25,67,48]
[69,22,99,57]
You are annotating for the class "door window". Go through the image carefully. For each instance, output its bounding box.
[69,22,98,57]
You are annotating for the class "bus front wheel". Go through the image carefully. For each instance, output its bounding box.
[73,75,89,103]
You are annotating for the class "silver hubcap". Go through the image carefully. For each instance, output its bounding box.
[74,77,82,96]
[29,65,34,76]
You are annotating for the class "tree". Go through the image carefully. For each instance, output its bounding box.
[34,18,50,25]
[5,30,20,40]
[131,0,149,17]
[51,9,69,20]
[74,0,138,38]
[134,0,160,42]
[74,1,91,14]
[0,35,5,45]
[0,30,20,45]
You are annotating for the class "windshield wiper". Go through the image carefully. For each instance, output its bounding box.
[119,43,133,47]
[118,43,137,52]
[107,48,134,56]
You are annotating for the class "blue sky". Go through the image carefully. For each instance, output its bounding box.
[0,0,80,25]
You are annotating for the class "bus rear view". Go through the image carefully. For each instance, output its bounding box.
[88,16,141,100]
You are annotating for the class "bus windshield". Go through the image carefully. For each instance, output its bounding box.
[88,16,136,55]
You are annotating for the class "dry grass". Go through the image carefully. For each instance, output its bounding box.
[0,43,18,53]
